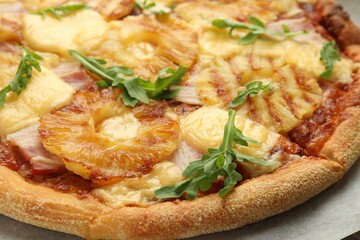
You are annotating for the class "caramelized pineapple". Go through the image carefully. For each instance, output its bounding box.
[194,54,323,133]
[91,0,135,20]
[83,15,197,80]
[38,88,180,182]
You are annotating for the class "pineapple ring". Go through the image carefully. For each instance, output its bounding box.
[38,88,180,182]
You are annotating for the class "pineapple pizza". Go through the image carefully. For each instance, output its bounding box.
[0,0,359,239]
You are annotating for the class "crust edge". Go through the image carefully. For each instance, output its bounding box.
[88,158,344,240]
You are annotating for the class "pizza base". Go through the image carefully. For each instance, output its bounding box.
[0,1,360,239]
[0,157,344,240]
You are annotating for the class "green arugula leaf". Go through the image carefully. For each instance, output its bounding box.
[155,109,273,200]
[121,88,139,107]
[33,4,90,19]
[320,41,341,80]
[69,50,186,107]
[230,81,274,108]
[212,17,307,45]
[0,46,43,107]
[124,78,149,104]
[135,0,172,15]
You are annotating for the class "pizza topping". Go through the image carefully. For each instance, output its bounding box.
[92,161,183,207]
[91,0,135,20]
[52,62,93,90]
[0,46,42,107]
[82,14,197,80]
[168,140,203,171]
[0,51,74,136]
[289,80,359,155]
[180,106,282,177]
[135,0,172,15]
[23,8,109,56]
[320,41,341,80]
[230,81,274,108]
[155,109,275,200]
[38,88,180,182]
[69,50,187,107]
[32,4,90,19]
[0,142,21,171]
[212,17,307,45]
[6,124,65,174]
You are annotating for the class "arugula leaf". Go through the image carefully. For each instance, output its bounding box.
[69,50,186,106]
[135,0,172,15]
[155,109,273,200]
[33,4,90,19]
[230,81,274,108]
[124,78,149,104]
[212,17,307,45]
[319,41,341,80]
[0,46,43,107]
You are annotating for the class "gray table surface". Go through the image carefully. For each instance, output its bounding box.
[0,1,359,239]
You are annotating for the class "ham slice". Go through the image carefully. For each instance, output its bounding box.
[0,2,24,14]
[267,18,325,43]
[6,124,65,174]
[52,62,93,90]
[169,140,202,171]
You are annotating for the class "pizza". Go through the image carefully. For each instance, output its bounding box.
[0,0,359,239]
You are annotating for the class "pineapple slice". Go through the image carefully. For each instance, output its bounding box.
[83,15,197,80]
[195,56,239,107]
[229,55,323,133]
[194,49,322,133]
[90,0,135,20]
[38,88,180,182]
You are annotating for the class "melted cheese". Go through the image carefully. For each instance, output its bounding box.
[181,107,279,158]
[23,9,109,57]
[249,39,354,83]
[0,53,74,136]
[181,106,281,177]
[92,161,183,207]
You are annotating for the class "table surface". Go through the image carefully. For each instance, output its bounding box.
[0,1,360,240]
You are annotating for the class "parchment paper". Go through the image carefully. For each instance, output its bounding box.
[0,1,359,239]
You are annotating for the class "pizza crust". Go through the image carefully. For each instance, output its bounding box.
[320,106,360,170]
[316,0,360,49]
[0,166,111,238]
[0,157,344,240]
[315,0,360,170]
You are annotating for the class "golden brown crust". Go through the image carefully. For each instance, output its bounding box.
[316,0,360,49]
[0,157,344,240]
[320,107,360,171]
[89,158,344,240]
[0,166,111,239]
[314,0,360,171]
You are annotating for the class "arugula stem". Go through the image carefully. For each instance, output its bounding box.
[0,46,43,107]
[219,109,236,152]
[69,50,113,84]
[69,50,186,106]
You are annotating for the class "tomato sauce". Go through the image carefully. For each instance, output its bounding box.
[289,78,360,156]
[0,141,92,196]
